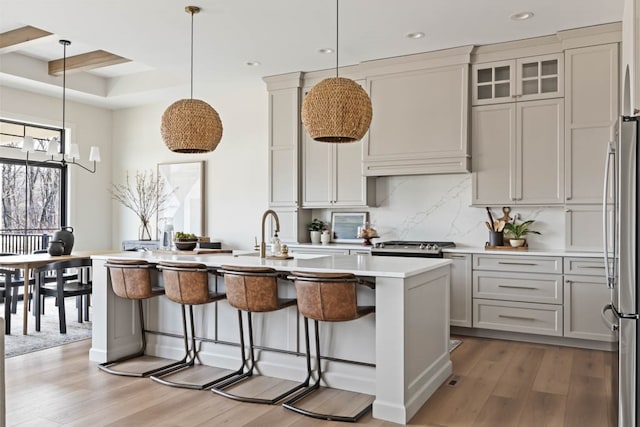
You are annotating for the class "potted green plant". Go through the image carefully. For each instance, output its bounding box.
[174,231,198,250]
[503,219,541,247]
[307,218,326,244]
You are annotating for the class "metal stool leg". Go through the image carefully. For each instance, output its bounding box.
[98,300,187,377]
[211,310,311,404]
[151,304,239,390]
[283,319,372,423]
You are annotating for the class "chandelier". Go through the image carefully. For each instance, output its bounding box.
[22,40,101,173]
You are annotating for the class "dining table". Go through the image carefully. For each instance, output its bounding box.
[0,250,113,335]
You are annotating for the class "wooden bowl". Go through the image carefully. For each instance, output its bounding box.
[174,240,197,251]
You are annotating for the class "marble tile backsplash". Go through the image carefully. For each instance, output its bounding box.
[318,174,567,249]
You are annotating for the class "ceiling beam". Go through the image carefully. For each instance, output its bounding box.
[0,25,53,49]
[48,50,131,76]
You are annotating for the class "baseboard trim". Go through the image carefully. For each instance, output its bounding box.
[451,326,616,351]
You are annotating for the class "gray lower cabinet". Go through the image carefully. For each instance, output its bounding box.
[473,299,563,336]
[444,253,472,327]
[472,254,564,337]
[563,257,615,342]
[469,253,614,343]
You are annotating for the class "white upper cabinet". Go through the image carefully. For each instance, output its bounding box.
[472,54,564,105]
[301,130,374,208]
[264,73,313,243]
[564,43,619,204]
[516,98,565,205]
[301,82,375,208]
[471,103,515,204]
[472,60,516,105]
[268,87,301,207]
[472,98,564,205]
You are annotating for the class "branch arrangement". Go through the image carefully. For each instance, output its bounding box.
[110,170,172,227]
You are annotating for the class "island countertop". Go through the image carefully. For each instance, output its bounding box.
[91,251,451,279]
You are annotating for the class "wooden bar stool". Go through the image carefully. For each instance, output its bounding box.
[150,261,233,390]
[99,259,185,377]
[211,265,309,404]
[283,271,375,423]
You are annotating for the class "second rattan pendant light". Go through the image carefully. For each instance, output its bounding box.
[301,0,372,143]
[161,6,223,153]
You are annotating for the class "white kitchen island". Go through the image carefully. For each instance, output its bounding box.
[90,252,451,424]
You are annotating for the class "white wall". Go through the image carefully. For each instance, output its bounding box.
[112,86,269,250]
[0,86,113,250]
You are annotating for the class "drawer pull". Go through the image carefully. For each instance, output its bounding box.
[497,262,538,266]
[498,285,538,290]
[448,255,466,259]
[582,266,605,269]
[498,314,536,321]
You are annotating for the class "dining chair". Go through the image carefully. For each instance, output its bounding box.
[32,258,92,334]
[1,267,22,334]
[0,253,34,335]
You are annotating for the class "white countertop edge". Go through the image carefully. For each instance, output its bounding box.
[91,251,451,279]
[443,247,604,257]
[284,242,373,251]
[284,243,603,258]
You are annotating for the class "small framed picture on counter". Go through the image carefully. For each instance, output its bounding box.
[331,212,368,243]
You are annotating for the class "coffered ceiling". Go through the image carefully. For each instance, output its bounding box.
[0,0,625,109]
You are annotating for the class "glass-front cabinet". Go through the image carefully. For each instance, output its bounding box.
[472,60,515,105]
[472,53,563,105]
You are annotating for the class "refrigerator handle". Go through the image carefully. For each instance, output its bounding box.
[602,141,615,288]
[601,303,619,331]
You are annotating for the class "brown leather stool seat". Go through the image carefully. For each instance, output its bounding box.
[283,271,375,423]
[149,261,230,390]
[211,265,308,404]
[98,259,185,377]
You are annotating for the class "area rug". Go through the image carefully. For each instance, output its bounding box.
[3,297,92,358]
[449,338,462,352]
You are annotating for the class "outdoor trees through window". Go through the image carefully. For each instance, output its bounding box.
[0,119,66,253]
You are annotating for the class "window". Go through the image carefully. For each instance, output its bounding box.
[0,119,67,253]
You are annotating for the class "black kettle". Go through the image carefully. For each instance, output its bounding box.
[52,226,74,255]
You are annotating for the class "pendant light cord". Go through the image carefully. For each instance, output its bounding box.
[190,9,194,99]
[62,42,66,139]
[335,0,339,78]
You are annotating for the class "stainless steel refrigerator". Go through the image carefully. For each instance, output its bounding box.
[602,115,640,427]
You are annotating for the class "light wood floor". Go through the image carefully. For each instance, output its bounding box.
[4,336,615,426]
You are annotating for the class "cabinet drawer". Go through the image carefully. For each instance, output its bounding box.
[473,299,563,336]
[564,257,608,277]
[473,254,562,274]
[473,271,562,304]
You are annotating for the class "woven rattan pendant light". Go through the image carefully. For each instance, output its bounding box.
[301,0,372,143]
[161,6,223,153]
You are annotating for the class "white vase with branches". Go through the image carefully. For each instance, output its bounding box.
[110,170,171,240]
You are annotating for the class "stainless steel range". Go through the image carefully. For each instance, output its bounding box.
[371,241,455,258]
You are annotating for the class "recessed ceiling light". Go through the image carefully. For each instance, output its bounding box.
[406,32,425,39]
[246,61,261,67]
[318,48,334,54]
[510,11,534,21]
